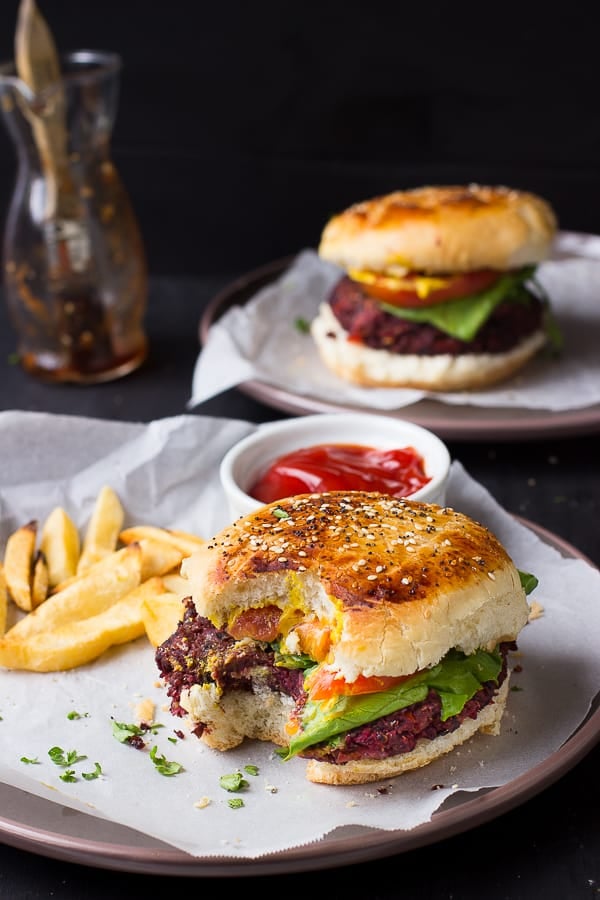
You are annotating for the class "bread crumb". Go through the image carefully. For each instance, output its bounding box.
[134,698,155,725]
[346,800,358,808]
[528,600,545,622]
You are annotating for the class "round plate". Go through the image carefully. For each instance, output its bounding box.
[0,519,598,877]
[199,251,600,441]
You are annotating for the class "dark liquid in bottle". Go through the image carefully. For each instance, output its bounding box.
[20,291,147,384]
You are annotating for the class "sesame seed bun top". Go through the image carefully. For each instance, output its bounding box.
[181,491,530,682]
[318,184,557,275]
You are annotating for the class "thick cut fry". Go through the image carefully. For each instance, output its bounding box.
[3,520,37,611]
[0,577,165,672]
[141,591,186,647]
[162,572,191,598]
[3,544,142,643]
[31,551,49,609]
[77,486,124,575]
[138,538,184,581]
[52,541,147,595]
[39,506,80,587]
[119,525,205,558]
[0,563,7,636]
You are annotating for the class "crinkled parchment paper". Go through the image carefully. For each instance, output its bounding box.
[189,231,600,413]
[0,410,599,859]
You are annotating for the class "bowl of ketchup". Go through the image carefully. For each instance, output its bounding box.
[220,413,451,520]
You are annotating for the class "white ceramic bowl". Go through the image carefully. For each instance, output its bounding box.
[220,413,451,520]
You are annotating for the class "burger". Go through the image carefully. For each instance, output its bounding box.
[155,491,535,785]
[312,184,561,391]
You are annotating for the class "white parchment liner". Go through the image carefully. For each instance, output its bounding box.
[189,231,600,413]
[0,410,598,859]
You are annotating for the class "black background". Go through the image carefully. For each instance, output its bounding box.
[0,4,599,898]
[1,0,600,275]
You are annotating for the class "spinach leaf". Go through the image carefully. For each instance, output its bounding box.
[279,648,502,759]
[378,267,535,342]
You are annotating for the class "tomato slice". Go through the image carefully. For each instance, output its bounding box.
[307,667,411,701]
[228,605,282,641]
[348,268,502,308]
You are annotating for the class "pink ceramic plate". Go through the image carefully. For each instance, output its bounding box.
[199,244,600,441]
[0,518,598,877]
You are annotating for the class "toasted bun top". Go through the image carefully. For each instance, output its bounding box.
[318,184,557,275]
[181,491,530,681]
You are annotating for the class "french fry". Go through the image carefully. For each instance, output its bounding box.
[3,520,37,611]
[77,486,124,575]
[39,506,80,587]
[0,563,7,636]
[52,536,183,603]
[0,577,165,672]
[30,551,49,609]
[141,591,186,647]
[138,538,184,581]
[3,543,142,643]
[0,486,203,671]
[162,572,191,598]
[119,525,205,558]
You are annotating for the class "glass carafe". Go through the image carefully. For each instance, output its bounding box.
[0,50,148,383]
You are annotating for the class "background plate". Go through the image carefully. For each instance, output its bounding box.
[199,247,600,441]
[0,519,598,877]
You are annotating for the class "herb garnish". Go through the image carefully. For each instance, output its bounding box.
[219,771,249,792]
[60,769,77,783]
[111,720,146,744]
[149,745,183,776]
[294,317,310,334]
[48,746,87,767]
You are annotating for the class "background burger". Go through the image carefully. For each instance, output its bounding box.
[312,184,561,391]
[155,491,536,785]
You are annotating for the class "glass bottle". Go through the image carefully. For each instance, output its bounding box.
[0,50,148,383]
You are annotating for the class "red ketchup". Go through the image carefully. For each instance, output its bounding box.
[249,443,431,503]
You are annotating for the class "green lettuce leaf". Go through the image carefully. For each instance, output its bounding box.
[278,648,502,760]
[378,267,536,341]
[519,569,539,595]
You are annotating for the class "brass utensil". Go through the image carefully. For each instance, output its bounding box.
[14,0,73,219]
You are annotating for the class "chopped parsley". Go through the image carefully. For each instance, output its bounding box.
[111,720,146,744]
[60,769,77,783]
[149,745,183,776]
[82,762,103,780]
[294,316,310,334]
[48,746,87,767]
[219,772,249,792]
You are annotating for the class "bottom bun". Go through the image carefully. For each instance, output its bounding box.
[311,302,546,391]
[181,681,291,751]
[181,674,511,786]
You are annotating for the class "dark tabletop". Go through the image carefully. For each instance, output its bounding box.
[0,275,599,899]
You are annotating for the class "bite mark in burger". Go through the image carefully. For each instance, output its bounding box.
[155,491,536,785]
[312,184,562,391]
